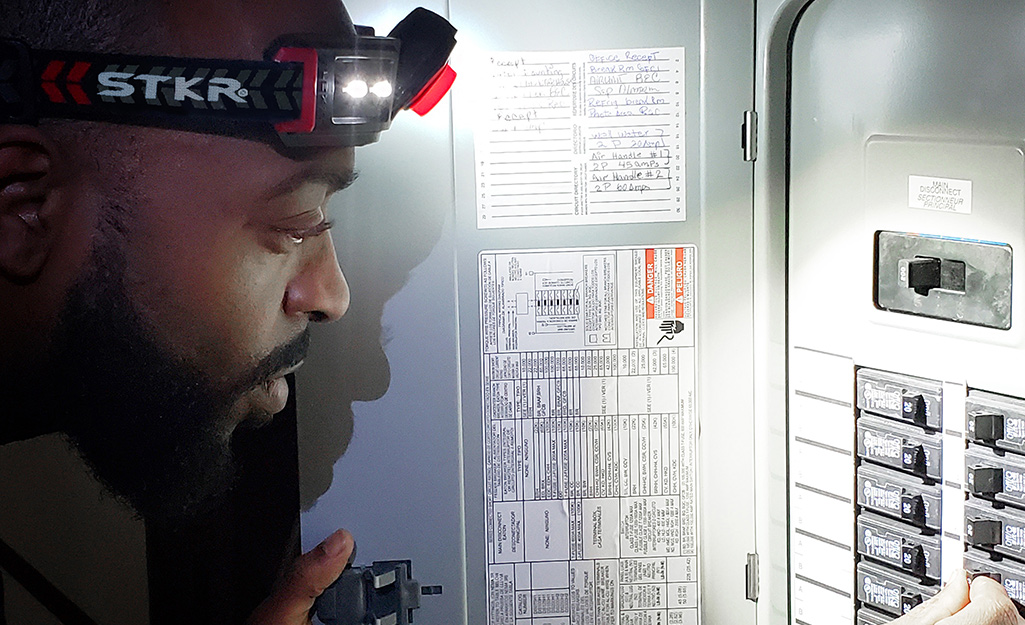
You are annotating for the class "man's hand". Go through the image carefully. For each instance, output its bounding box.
[889,571,970,625]
[892,571,1024,625]
[247,529,354,625]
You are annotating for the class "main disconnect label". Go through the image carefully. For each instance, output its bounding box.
[479,246,699,625]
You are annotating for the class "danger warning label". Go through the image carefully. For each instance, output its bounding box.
[643,247,694,321]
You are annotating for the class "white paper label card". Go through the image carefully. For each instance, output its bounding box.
[479,246,700,625]
[475,48,686,229]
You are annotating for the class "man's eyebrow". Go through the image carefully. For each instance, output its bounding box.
[321,170,359,194]
[266,168,358,198]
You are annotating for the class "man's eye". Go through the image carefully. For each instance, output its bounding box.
[274,220,334,245]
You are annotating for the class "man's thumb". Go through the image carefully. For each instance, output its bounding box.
[943,575,1025,625]
[247,529,355,625]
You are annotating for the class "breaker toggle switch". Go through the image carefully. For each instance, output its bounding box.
[969,570,1003,584]
[902,392,927,426]
[966,518,1003,547]
[901,543,927,577]
[969,411,1006,444]
[898,256,967,296]
[901,493,927,526]
[968,466,1004,496]
[901,591,925,614]
[902,442,928,476]
[876,231,1011,328]
[902,257,941,295]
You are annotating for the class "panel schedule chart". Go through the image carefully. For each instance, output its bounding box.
[474,48,686,229]
[479,246,699,625]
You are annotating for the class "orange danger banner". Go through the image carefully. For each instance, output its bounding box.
[645,248,656,320]
[676,247,686,319]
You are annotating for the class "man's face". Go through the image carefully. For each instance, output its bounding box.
[46,0,358,523]
[114,131,353,424]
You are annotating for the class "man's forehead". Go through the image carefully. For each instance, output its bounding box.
[160,0,356,59]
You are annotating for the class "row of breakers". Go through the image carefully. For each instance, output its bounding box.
[853,368,1025,624]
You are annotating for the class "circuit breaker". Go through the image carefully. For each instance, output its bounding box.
[963,391,1025,605]
[853,378,1025,621]
[854,370,946,619]
[853,371,948,622]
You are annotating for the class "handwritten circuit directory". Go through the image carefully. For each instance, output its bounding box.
[475,48,685,229]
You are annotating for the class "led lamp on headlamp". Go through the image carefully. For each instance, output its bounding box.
[0,7,456,148]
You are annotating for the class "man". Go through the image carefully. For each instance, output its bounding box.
[0,1,1021,624]
[0,0,360,621]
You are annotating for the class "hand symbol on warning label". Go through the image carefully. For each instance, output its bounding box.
[657,320,685,344]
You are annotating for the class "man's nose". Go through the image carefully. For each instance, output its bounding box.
[283,235,349,322]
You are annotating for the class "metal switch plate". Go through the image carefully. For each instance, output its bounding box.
[875,231,1012,329]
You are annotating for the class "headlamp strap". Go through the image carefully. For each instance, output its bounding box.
[0,39,304,127]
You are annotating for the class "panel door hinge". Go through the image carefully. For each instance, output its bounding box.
[742,110,758,162]
[745,552,759,602]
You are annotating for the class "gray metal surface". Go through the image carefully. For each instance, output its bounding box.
[300,0,758,623]
[297,4,463,625]
[450,1,756,623]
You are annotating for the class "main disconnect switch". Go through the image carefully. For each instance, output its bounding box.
[874,231,1012,329]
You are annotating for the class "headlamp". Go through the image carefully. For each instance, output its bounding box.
[0,7,457,147]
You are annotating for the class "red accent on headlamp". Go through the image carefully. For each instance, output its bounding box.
[273,47,318,134]
[408,64,455,116]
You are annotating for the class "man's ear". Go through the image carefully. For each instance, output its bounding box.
[0,125,56,284]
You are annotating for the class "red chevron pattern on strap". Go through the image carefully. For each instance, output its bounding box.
[66,62,91,104]
[40,60,64,103]
[40,60,93,105]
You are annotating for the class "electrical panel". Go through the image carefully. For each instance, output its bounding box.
[779,1,1025,624]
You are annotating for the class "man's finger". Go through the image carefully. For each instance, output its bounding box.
[889,570,970,625]
[247,529,355,625]
[938,575,1024,625]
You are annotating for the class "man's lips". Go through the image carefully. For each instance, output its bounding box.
[249,360,305,417]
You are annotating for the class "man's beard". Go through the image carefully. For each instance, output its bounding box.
[43,236,310,527]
